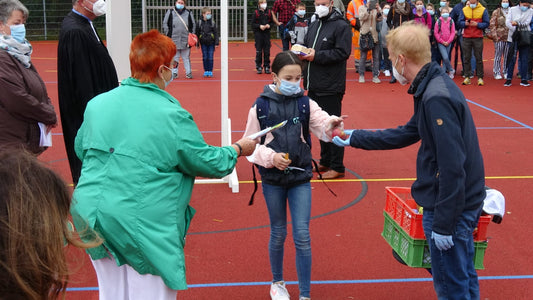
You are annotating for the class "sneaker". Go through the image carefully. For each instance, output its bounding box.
[504,80,512,87]
[372,77,381,83]
[172,68,178,79]
[359,75,365,83]
[494,74,502,80]
[264,67,271,74]
[504,73,508,79]
[203,71,209,77]
[520,80,530,87]
[384,70,391,77]
[208,71,213,77]
[462,77,471,85]
[257,67,263,74]
[185,73,193,79]
[270,281,290,300]
[477,78,484,86]
[448,69,455,79]
[299,297,311,300]
[389,77,397,84]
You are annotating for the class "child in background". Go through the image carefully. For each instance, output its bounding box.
[380,2,392,77]
[197,7,219,78]
[286,3,309,46]
[427,3,443,65]
[243,51,344,300]
[252,0,273,74]
[434,6,456,78]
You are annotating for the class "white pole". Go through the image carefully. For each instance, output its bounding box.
[220,1,229,147]
[106,1,131,82]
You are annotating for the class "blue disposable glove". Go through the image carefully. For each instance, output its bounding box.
[431,231,454,251]
[332,129,354,147]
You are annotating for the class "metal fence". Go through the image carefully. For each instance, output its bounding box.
[22,0,501,41]
[143,0,248,42]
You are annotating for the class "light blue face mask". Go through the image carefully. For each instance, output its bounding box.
[441,13,449,18]
[398,0,406,4]
[206,14,212,20]
[383,8,390,15]
[9,24,26,43]
[461,0,467,3]
[440,1,446,7]
[470,3,477,9]
[501,3,509,8]
[175,4,184,10]
[427,9,435,15]
[278,79,301,96]
[520,5,529,11]
[297,9,306,16]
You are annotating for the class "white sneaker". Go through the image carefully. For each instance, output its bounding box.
[494,74,502,80]
[448,69,455,79]
[299,297,311,300]
[270,281,290,300]
[372,77,381,83]
[384,70,391,77]
[359,76,365,83]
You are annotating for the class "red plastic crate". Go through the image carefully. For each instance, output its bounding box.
[385,187,491,241]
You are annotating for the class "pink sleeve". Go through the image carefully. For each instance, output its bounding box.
[242,105,277,168]
[426,14,433,31]
[447,21,456,44]
[308,99,339,142]
[434,20,444,43]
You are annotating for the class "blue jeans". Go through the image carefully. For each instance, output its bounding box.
[506,41,530,80]
[423,207,482,300]
[201,44,215,72]
[262,182,312,298]
[438,43,454,73]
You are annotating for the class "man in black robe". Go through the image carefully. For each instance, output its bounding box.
[57,0,118,184]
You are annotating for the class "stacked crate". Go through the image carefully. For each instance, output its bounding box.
[381,187,490,269]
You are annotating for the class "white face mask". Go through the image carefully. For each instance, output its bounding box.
[86,0,106,16]
[392,57,409,85]
[315,5,330,18]
[162,65,174,88]
[260,3,267,9]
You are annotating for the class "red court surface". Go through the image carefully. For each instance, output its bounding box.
[31,39,532,299]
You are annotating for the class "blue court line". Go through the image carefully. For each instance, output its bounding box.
[466,99,533,130]
[66,275,533,291]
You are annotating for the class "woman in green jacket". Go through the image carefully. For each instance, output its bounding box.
[70,29,256,299]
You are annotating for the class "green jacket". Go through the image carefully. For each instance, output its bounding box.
[71,77,238,290]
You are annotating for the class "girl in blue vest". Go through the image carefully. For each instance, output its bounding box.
[243,51,344,300]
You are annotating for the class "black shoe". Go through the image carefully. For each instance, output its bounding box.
[504,80,512,87]
[520,80,530,87]
[389,77,397,84]
[264,67,271,74]
[256,67,262,74]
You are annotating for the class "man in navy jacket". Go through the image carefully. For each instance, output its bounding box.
[333,23,486,299]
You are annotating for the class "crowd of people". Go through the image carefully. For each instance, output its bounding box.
[0,0,530,299]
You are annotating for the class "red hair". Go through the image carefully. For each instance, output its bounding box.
[129,29,177,83]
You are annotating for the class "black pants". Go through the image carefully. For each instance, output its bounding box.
[254,31,271,69]
[308,91,345,173]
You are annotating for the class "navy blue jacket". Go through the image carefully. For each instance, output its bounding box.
[349,62,486,235]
